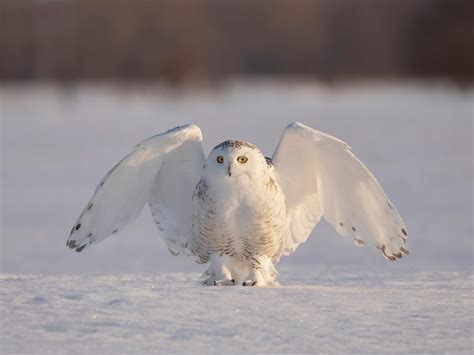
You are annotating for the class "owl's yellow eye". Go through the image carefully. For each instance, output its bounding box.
[217,156,225,164]
[237,156,248,164]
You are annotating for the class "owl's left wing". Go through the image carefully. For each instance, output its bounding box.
[272,122,409,261]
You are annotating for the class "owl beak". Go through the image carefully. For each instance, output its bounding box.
[227,164,232,177]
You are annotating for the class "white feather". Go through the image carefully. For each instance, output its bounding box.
[66,124,204,252]
[272,122,409,260]
[148,138,205,255]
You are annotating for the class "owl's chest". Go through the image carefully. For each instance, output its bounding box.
[191,175,287,259]
[195,174,276,217]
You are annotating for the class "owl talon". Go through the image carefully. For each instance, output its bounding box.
[243,280,257,286]
[205,278,235,286]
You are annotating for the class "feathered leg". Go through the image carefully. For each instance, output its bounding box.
[202,254,236,286]
[243,255,280,287]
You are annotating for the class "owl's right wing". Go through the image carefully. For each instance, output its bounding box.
[66,124,205,255]
[272,122,409,261]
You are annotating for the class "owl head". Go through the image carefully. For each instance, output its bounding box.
[204,140,270,182]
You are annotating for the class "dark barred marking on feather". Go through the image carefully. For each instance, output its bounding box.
[87,233,96,245]
[250,256,261,266]
[167,246,179,256]
[383,249,397,261]
[400,247,410,255]
[266,178,277,191]
[191,165,286,268]
[393,252,403,259]
[378,244,402,261]
[66,239,77,248]
[75,244,86,252]
[213,140,256,151]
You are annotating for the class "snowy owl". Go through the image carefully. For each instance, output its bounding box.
[67,122,409,286]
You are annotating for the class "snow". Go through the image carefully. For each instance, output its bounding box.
[1,80,473,353]
[1,271,472,354]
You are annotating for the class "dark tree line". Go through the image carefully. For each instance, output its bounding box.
[0,0,472,83]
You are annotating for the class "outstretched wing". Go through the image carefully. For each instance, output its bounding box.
[272,122,409,261]
[66,124,205,254]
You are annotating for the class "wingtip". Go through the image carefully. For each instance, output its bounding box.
[287,121,307,130]
[378,244,409,261]
[75,245,87,252]
[66,238,79,249]
[66,238,88,253]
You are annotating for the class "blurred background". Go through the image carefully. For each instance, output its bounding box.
[1,0,473,83]
[0,0,472,274]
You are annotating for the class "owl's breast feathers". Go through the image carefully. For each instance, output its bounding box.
[190,173,288,266]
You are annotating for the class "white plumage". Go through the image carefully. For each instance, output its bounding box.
[67,122,409,286]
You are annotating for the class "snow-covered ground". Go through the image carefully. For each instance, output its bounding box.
[1,271,472,354]
[1,80,473,353]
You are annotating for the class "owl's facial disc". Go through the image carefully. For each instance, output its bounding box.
[206,140,267,182]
